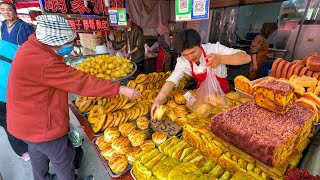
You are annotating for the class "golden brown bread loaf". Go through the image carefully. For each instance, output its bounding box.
[140,140,156,151]
[118,122,136,137]
[167,162,202,180]
[108,154,128,174]
[111,137,132,154]
[127,146,141,165]
[152,131,167,146]
[174,93,187,105]
[104,128,121,143]
[136,116,149,130]
[100,145,116,160]
[132,161,152,180]
[128,129,146,147]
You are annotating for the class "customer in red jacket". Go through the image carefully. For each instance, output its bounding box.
[6,15,140,180]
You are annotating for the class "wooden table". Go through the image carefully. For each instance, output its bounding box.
[69,102,133,180]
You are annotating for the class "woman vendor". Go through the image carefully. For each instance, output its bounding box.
[151,29,251,116]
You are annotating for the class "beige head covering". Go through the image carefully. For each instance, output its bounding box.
[157,24,170,47]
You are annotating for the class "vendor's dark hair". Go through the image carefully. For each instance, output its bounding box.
[174,29,201,54]
[0,2,16,12]
[260,22,278,38]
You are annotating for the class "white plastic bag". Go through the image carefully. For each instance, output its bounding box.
[116,51,124,58]
[186,68,228,117]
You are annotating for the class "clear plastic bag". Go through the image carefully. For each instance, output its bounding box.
[185,68,228,118]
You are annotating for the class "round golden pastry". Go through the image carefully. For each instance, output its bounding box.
[135,74,148,84]
[167,100,178,110]
[118,122,136,137]
[112,137,132,154]
[78,100,92,113]
[175,117,189,126]
[174,108,189,118]
[104,128,121,143]
[174,105,188,111]
[140,140,156,151]
[153,105,168,121]
[128,130,146,147]
[108,154,129,174]
[89,105,105,117]
[100,145,116,160]
[136,116,149,130]
[135,84,145,93]
[126,146,141,165]
[75,96,84,107]
[174,93,187,105]
[95,135,105,146]
[127,80,137,89]
[152,132,167,146]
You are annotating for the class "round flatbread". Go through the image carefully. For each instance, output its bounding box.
[276,60,287,79]
[281,62,291,79]
[270,58,283,77]
[293,64,303,76]
[306,70,313,77]
[299,67,308,77]
[286,64,297,79]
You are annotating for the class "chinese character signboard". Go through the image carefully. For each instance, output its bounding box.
[66,17,109,32]
[175,0,209,21]
[108,8,127,26]
[40,0,124,15]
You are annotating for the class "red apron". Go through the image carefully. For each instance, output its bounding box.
[156,46,166,71]
[189,47,230,93]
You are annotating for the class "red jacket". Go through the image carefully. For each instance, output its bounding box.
[7,34,120,143]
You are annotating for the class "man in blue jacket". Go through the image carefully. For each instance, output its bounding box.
[0,2,34,45]
[0,40,29,161]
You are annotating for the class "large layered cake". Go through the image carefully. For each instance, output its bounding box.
[253,80,294,114]
[210,102,315,167]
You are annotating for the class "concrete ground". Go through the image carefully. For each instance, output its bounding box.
[0,109,111,180]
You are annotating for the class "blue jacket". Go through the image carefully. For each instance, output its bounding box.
[0,40,18,102]
[1,19,34,45]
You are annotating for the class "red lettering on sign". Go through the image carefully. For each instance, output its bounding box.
[111,0,124,8]
[44,0,67,13]
[82,19,90,30]
[88,19,96,29]
[75,20,83,30]
[101,20,108,30]
[71,0,91,14]
[95,19,102,29]
[68,20,77,30]
[91,0,104,14]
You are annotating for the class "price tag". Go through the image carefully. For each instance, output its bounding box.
[149,118,182,136]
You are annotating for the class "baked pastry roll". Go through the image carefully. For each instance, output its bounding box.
[140,140,156,151]
[104,128,121,143]
[112,137,132,154]
[108,154,128,174]
[128,130,146,147]
[136,116,149,130]
[119,122,136,137]
[100,145,116,160]
[167,162,202,180]
[152,131,167,146]
[132,161,152,180]
[127,146,141,165]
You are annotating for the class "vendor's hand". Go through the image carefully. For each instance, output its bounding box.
[205,53,221,68]
[151,97,162,119]
[119,86,141,98]
[125,53,131,59]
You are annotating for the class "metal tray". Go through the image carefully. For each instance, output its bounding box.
[130,168,137,180]
[92,136,131,178]
[83,114,104,137]
[71,100,89,116]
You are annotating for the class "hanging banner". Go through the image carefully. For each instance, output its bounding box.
[66,17,110,32]
[108,8,127,26]
[39,0,124,15]
[175,0,209,21]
